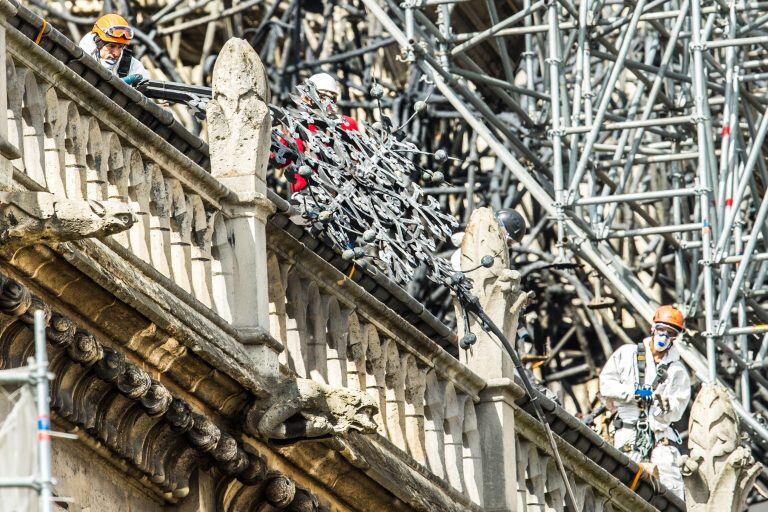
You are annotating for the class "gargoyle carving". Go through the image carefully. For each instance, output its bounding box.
[245,378,378,440]
[679,384,761,512]
[0,191,135,245]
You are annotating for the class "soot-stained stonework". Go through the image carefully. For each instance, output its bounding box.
[0,272,323,510]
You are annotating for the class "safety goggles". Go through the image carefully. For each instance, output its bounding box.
[652,323,681,337]
[105,25,134,40]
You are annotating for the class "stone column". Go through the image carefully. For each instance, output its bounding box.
[0,0,19,191]
[208,38,278,376]
[680,384,761,512]
[456,207,528,511]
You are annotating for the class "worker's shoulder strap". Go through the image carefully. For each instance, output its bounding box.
[652,362,673,389]
[117,47,133,78]
[636,341,646,386]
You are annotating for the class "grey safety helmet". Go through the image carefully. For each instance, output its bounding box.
[496,209,527,245]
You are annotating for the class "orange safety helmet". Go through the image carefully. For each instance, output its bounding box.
[92,14,134,45]
[652,305,684,331]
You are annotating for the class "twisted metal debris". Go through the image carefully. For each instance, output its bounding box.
[272,83,460,287]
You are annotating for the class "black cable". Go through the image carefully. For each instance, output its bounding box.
[459,291,579,511]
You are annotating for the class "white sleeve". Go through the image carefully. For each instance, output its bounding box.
[128,57,148,78]
[651,362,690,424]
[78,33,98,59]
[599,346,635,401]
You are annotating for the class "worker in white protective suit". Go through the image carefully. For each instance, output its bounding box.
[599,305,691,499]
[78,14,147,83]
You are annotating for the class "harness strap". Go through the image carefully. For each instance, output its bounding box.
[652,362,672,389]
[636,341,646,387]
[117,47,133,78]
[629,466,645,491]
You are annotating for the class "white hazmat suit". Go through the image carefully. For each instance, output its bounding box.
[599,338,691,498]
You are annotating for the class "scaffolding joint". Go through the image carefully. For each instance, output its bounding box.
[547,127,566,138]
[690,114,709,123]
[400,0,424,8]
[397,46,417,63]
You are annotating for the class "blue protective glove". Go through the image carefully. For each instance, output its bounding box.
[634,387,653,400]
[122,74,143,86]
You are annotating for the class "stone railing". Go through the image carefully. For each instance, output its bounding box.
[266,228,488,504]
[4,18,225,308]
[0,2,279,365]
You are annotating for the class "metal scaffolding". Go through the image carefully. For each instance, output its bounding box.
[353,0,768,480]
[27,0,768,501]
[0,311,55,512]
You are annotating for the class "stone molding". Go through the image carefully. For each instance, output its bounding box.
[0,271,327,510]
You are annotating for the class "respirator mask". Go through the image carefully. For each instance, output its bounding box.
[100,57,118,69]
[652,323,680,351]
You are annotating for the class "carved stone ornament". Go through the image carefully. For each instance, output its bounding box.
[679,384,762,512]
[245,378,378,440]
[0,274,320,507]
[456,207,526,327]
[46,312,77,348]
[0,191,136,245]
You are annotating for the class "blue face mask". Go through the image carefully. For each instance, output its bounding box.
[653,332,672,351]
[101,57,118,69]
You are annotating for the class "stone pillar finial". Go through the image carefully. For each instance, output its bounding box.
[680,384,761,512]
[207,38,278,376]
[208,37,271,196]
[456,207,527,379]
[454,207,528,511]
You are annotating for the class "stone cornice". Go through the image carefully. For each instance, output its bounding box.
[0,272,354,511]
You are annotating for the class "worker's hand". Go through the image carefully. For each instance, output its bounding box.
[634,387,653,401]
[122,74,144,87]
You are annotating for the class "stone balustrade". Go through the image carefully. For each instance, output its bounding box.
[266,240,488,504]
[1,13,250,333]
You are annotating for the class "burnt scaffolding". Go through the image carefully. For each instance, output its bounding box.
[356,0,768,473]
[26,0,768,497]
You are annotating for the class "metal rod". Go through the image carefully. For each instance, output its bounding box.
[34,310,52,512]
[561,115,692,134]
[716,191,768,333]
[574,188,700,206]
[604,223,703,239]
[705,35,768,49]
[566,0,649,201]
[451,0,545,55]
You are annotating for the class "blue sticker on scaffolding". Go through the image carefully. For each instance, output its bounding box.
[37,417,50,430]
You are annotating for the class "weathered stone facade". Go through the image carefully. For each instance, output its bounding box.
[0,2,713,511]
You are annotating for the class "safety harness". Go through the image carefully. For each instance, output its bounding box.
[618,341,672,461]
[116,47,133,78]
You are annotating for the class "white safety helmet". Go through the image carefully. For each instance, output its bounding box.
[308,72,341,98]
